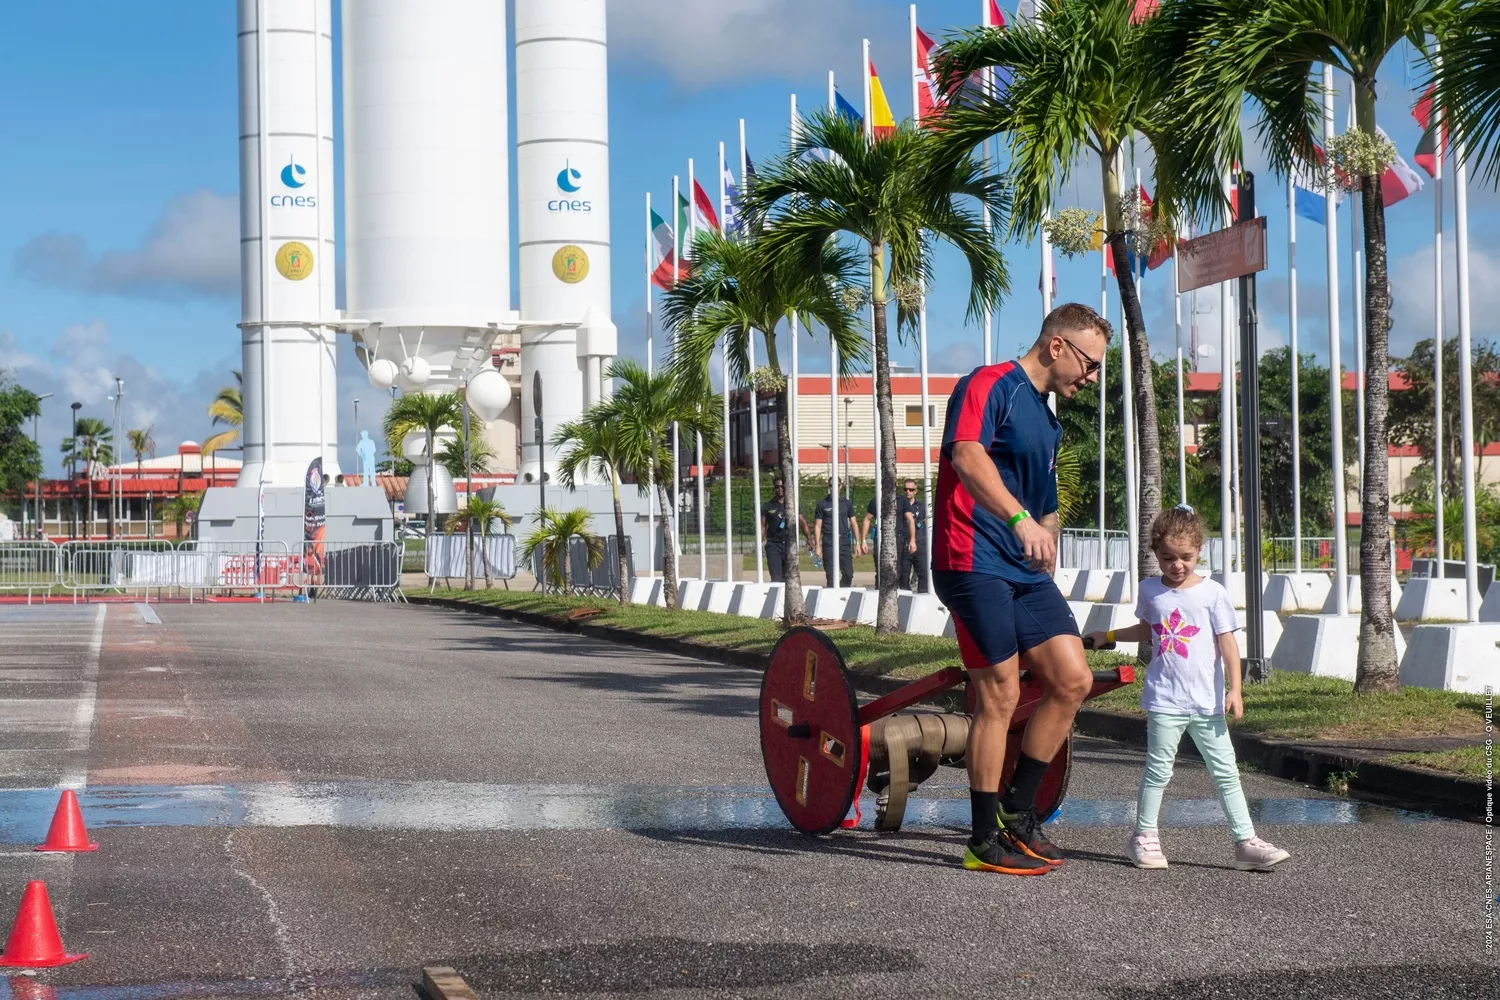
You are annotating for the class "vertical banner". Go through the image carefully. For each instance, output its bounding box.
[303,457,326,585]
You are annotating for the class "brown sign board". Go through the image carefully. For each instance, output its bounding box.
[1176,217,1268,293]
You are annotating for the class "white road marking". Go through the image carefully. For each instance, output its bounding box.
[58,604,106,790]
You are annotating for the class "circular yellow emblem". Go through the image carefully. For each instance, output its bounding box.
[275,241,314,281]
[551,244,589,284]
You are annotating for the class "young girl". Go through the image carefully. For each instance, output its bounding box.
[1085,504,1291,871]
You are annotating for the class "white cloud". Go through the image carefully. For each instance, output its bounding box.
[608,0,895,87]
[13,190,238,301]
[1389,239,1500,356]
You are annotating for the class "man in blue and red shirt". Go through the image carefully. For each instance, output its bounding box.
[934,302,1109,876]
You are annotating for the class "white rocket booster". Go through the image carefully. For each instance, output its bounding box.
[236,0,339,487]
[515,0,617,484]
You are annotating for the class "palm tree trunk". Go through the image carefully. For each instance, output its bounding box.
[774,380,806,624]
[611,469,629,605]
[870,246,901,635]
[1103,158,1164,581]
[1355,162,1399,692]
[658,482,679,609]
[561,537,573,596]
[481,523,492,589]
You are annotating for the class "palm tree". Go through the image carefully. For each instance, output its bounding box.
[521,506,605,597]
[662,228,867,624]
[749,110,1008,635]
[553,409,635,605]
[592,359,722,610]
[161,491,203,539]
[61,417,114,538]
[437,425,495,480]
[934,0,1194,590]
[383,391,464,543]
[126,426,155,476]
[202,372,242,457]
[1164,0,1466,691]
[445,494,512,590]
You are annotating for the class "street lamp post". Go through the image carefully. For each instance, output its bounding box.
[110,377,122,540]
[842,396,852,500]
[33,392,52,538]
[69,402,81,540]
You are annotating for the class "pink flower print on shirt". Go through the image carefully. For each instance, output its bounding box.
[1153,608,1201,659]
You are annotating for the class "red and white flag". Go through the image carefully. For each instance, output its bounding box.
[1376,126,1424,207]
[691,179,720,232]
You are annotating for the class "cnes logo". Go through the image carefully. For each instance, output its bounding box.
[271,156,317,208]
[548,160,591,213]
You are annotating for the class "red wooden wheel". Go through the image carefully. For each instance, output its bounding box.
[760,627,863,834]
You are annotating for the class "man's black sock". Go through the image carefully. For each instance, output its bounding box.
[1001,753,1050,814]
[969,789,1000,844]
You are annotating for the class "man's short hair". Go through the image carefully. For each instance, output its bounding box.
[903,479,917,488]
[1036,302,1111,351]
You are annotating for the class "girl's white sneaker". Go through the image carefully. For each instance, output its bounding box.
[1127,831,1168,869]
[1234,836,1291,870]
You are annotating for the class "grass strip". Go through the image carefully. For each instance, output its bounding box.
[1387,746,1491,779]
[425,588,1488,742]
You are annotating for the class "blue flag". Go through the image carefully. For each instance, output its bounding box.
[835,90,863,128]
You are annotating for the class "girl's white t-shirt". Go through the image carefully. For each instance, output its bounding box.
[1134,576,1238,716]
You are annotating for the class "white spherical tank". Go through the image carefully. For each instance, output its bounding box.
[342,0,511,389]
[236,0,339,487]
[366,357,399,390]
[465,367,513,423]
[515,0,615,484]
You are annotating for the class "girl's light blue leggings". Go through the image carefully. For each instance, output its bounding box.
[1137,711,1256,841]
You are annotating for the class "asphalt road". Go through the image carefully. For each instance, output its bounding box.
[0,601,1492,1000]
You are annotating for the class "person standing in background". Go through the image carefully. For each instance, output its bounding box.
[761,479,790,582]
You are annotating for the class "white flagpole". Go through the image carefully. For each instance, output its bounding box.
[790,94,803,577]
[1122,154,1139,603]
[1219,167,1235,581]
[981,0,994,366]
[646,190,656,579]
[912,4,934,579]
[1323,64,1349,614]
[1174,219,1188,504]
[1288,174,1303,573]
[824,75,842,588]
[863,43,881,580]
[1098,183,1108,567]
[741,118,764,585]
[1431,76,1446,572]
[689,157,707,580]
[672,174,682,563]
[720,141,733,581]
[1454,128,1480,619]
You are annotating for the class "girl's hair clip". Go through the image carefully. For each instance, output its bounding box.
[1174,503,1196,514]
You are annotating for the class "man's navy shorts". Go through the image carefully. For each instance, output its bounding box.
[933,570,1079,669]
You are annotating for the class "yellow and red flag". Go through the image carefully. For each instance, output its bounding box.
[868,59,896,139]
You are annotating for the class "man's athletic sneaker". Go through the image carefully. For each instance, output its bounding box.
[962,830,1053,876]
[998,804,1065,866]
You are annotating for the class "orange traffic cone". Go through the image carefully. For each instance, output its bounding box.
[0,881,87,968]
[35,790,97,853]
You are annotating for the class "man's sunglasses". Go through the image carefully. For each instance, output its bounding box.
[1061,338,1102,377]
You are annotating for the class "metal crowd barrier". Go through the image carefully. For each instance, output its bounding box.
[0,539,405,602]
[176,541,298,599]
[60,540,177,600]
[531,536,634,597]
[315,540,405,601]
[424,535,517,585]
[0,540,63,601]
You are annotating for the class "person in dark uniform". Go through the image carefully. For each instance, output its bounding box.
[813,479,857,587]
[761,479,790,582]
[901,478,930,592]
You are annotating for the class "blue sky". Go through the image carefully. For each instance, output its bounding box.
[2,0,1495,474]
